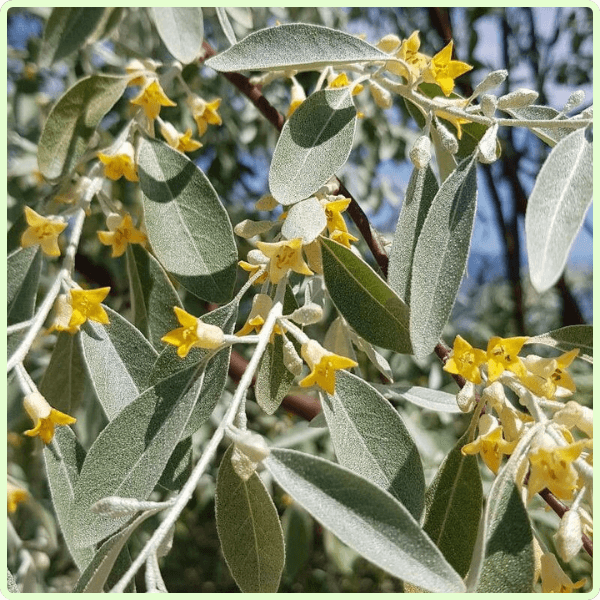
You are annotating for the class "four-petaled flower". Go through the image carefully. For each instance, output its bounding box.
[130,79,176,120]
[160,122,203,153]
[540,553,586,593]
[461,414,517,473]
[161,307,225,358]
[98,141,139,182]
[299,339,358,395]
[255,238,313,284]
[443,335,487,384]
[69,287,111,330]
[97,213,147,257]
[23,392,76,444]
[526,438,588,501]
[486,335,528,382]
[422,40,473,96]
[187,96,222,137]
[20,206,67,257]
[7,482,28,513]
[389,31,430,81]
[522,349,579,398]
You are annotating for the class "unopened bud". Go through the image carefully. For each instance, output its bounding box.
[497,88,539,110]
[435,119,458,154]
[290,303,323,325]
[478,123,499,164]
[255,194,278,211]
[369,81,393,109]
[246,249,269,265]
[91,496,169,517]
[105,212,123,231]
[234,219,274,239]
[554,509,582,562]
[376,33,401,53]
[456,380,477,413]
[231,431,270,481]
[480,94,498,118]
[472,70,508,97]
[409,135,432,168]
[562,90,585,114]
[282,336,303,376]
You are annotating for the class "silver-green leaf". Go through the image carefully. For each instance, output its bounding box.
[37,75,128,181]
[269,88,356,205]
[79,307,158,421]
[321,371,425,519]
[151,8,204,64]
[281,196,327,242]
[525,128,592,293]
[525,325,592,364]
[375,384,462,413]
[7,246,42,325]
[205,23,388,73]
[409,153,478,358]
[266,448,465,593]
[138,136,237,303]
[321,237,412,354]
[216,445,285,593]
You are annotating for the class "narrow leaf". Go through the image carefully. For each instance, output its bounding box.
[80,307,158,420]
[409,153,478,358]
[423,432,483,578]
[502,105,573,147]
[68,363,205,547]
[7,246,42,325]
[321,237,412,354]
[39,331,86,415]
[44,427,93,570]
[38,75,128,181]
[322,371,425,519]
[216,445,285,593]
[282,505,313,579]
[269,88,356,205]
[158,438,193,492]
[525,325,592,364]
[375,384,462,413]
[388,164,439,303]
[266,448,465,593]
[525,128,592,292]
[125,244,182,351]
[216,7,237,46]
[40,8,106,66]
[138,136,237,303]
[151,8,204,64]
[205,23,388,72]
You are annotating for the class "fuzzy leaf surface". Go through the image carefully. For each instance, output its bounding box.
[322,371,425,519]
[270,88,356,205]
[151,8,204,64]
[321,237,412,354]
[266,448,465,593]
[525,325,592,364]
[281,196,327,242]
[7,246,41,325]
[138,137,237,302]
[216,445,285,593]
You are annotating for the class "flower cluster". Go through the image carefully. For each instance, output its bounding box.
[444,334,592,583]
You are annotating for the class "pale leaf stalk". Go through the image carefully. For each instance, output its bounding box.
[109,281,286,593]
[7,208,86,373]
[7,320,32,335]
[13,363,35,396]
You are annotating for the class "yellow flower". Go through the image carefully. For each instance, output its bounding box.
[327,72,364,96]
[7,482,28,513]
[388,30,430,81]
[422,40,473,96]
[323,198,351,234]
[330,229,358,249]
[97,213,147,258]
[161,307,225,358]
[299,339,358,395]
[130,79,176,120]
[540,553,586,593]
[434,98,472,139]
[236,293,285,340]
[187,96,222,137]
[238,260,269,284]
[255,238,313,284]
[68,287,111,330]
[23,392,76,444]
[20,206,67,257]
[527,439,588,501]
[443,335,487,384]
[522,349,579,398]
[461,415,517,473]
[486,336,528,382]
[287,79,306,118]
[97,141,139,182]
[160,122,202,153]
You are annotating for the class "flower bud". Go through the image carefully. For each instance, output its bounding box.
[105,212,123,231]
[480,94,498,118]
[497,88,539,110]
[231,431,270,481]
[435,119,458,154]
[456,380,477,413]
[472,69,508,97]
[562,90,585,114]
[246,249,269,265]
[290,303,323,325]
[376,33,401,53]
[233,219,274,239]
[554,509,583,562]
[478,123,499,164]
[369,81,393,109]
[282,336,304,376]
[409,135,432,168]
